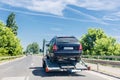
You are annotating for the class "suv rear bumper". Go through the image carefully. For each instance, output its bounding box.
[53,50,82,58]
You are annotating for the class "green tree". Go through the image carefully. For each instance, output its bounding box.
[32,42,40,54]
[26,44,32,53]
[94,37,116,55]
[114,44,120,55]
[0,22,22,56]
[80,28,120,56]
[6,12,18,35]
[80,28,107,55]
[26,42,39,54]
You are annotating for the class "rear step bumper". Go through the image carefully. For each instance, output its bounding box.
[46,67,89,72]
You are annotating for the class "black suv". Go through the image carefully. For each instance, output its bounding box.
[46,36,82,62]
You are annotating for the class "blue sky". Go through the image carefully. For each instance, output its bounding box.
[0,0,120,50]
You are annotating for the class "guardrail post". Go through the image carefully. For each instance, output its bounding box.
[97,63,99,71]
[97,56,99,71]
[97,56,99,59]
[9,56,10,60]
[43,39,46,56]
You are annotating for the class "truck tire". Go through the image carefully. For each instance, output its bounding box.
[42,60,49,72]
[42,61,45,68]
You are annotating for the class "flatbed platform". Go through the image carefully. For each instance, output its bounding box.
[42,57,90,73]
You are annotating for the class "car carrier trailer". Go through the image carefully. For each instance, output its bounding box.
[42,39,90,73]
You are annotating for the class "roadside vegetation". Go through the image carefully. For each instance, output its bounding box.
[26,42,40,54]
[0,55,23,63]
[80,28,120,56]
[6,12,18,35]
[0,12,22,57]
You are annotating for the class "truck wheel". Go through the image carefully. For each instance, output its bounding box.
[42,61,45,68]
[43,63,49,73]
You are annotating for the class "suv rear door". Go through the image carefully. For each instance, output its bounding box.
[56,37,80,51]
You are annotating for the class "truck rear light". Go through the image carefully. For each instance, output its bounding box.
[88,66,91,70]
[79,44,82,50]
[45,67,49,72]
[53,44,57,51]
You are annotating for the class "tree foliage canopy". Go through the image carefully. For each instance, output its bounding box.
[0,22,22,56]
[6,12,18,35]
[26,42,39,54]
[80,28,120,56]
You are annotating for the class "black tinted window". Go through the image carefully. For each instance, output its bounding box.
[57,37,79,43]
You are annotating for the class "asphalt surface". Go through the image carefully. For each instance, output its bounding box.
[0,55,119,80]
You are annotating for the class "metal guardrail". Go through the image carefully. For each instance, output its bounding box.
[82,55,120,61]
[82,55,120,67]
[82,55,120,78]
[83,58,120,67]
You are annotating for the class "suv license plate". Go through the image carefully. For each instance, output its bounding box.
[64,47,73,50]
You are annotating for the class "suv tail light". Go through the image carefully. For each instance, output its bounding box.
[79,44,82,50]
[53,44,57,51]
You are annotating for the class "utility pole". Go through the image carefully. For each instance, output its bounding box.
[42,39,45,55]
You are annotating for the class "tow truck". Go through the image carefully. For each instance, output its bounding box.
[42,39,90,73]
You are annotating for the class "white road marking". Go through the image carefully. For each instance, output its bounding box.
[31,63,34,66]
[2,76,30,80]
[87,71,119,80]
[25,76,29,80]
[2,77,25,80]
[26,77,29,80]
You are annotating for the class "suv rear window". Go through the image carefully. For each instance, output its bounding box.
[57,37,79,43]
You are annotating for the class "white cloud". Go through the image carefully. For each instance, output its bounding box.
[0,7,107,24]
[76,0,120,11]
[0,0,120,16]
[1,0,120,24]
[103,12,120,21]
[0,0,66,16]
[66,7,107,24]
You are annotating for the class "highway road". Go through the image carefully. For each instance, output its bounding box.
[0,55,119,80]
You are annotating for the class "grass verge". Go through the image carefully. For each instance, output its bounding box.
[0,55,24,63]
